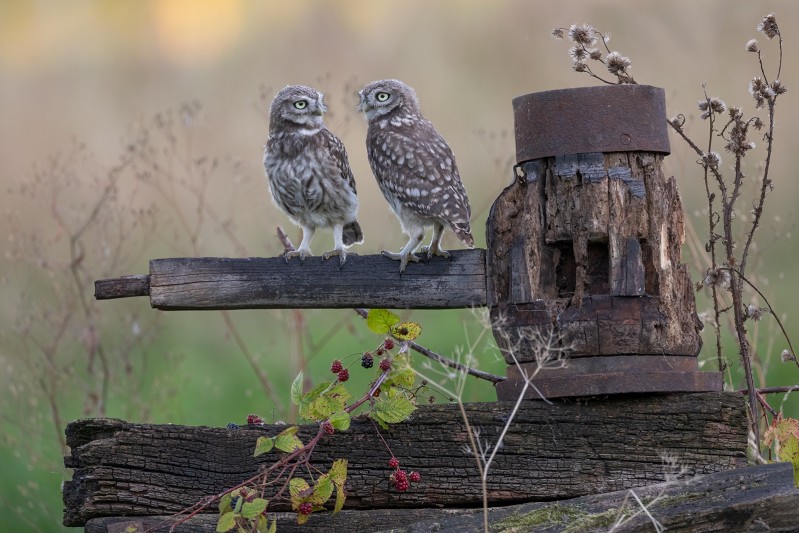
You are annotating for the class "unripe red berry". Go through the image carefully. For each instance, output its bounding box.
[298,502,312,515]
[246,414,263,425]
[321,421,334,435]
[383,339,395,350]
[409,471,421,483]
[330,359,343,374]
[395,469,408,482]
[395,479,409,492]
[379,358,392,371]
[337,368,349,382]
[387,457,399,469]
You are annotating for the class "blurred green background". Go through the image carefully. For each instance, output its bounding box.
[1,1,797,530]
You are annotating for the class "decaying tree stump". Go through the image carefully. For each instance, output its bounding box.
[488,85,719,399]
[64,394,746,528]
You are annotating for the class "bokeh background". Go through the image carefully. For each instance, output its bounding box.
[1,1,797,530]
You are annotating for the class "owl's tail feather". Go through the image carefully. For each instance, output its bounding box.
[449,222,474,248]
[343,221,364,246]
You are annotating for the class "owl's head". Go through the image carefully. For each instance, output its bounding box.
[269,85,327,131]
[357,79,421,122]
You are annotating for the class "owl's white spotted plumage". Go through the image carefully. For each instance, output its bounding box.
[358,79,473,272]
[263,85,362,265]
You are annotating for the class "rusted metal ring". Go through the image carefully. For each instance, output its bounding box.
[513,85,671,163]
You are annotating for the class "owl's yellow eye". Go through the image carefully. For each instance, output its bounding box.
[294,100,307,109]
[376,92,390,102]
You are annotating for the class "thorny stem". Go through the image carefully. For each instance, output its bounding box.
[275,226,506,384]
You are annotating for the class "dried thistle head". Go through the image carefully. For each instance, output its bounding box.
[756,12,779,39]
[745,39,759,53]
[568,23,597,46]
[701,151,722,170]
[551,27,565,39]
[698,97,726,119]
[782,349,797,364]
[703,267,730,289]
[605,51,631,75]
[569,45,589,62]
[745,304,767,321]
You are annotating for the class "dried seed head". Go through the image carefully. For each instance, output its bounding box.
[701,151,722,169]
[606,51,631,75]
[568,23,597,46]
[703,267,730,289]
[728,106,743,120]
[668,115,685,129]
[752,117,765,130]
[771,79,787,96]
[572,61,588,73]
[745,39,759,53]
[551,27,565,39]
[589,48,602,60]
[569,45,589,62]
[745,304,766,321]
[781,349,796,364]
[757,13,779,39]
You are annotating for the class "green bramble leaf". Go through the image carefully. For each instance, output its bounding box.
[329,410,351,431]
[367,309,400,335]
[218,492,232,514]
[289,477,311,499]
[253,436,275,457]
[390,321,422,341]
[311,474,334,505]
[388,367,416,389]
[216,511,237,532]
[260,516,276,533]
[334,484,347,513]
[371,396,416,425]
[290,371,304,406]
[296,512,310,525]
[303,384,351,421]
[241,498,268,519]
[330,458,348,485]
[275,426,303,453]
[765,415,799,486]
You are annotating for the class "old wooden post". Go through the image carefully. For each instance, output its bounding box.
[488,85,721,399]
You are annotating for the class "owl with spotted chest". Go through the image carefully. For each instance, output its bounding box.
[358,79,474,272]
[263,85,363,264]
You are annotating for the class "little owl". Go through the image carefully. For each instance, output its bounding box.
[263,85,363,264]
[358,79,473,272]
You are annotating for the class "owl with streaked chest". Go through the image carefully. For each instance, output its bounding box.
[358,79,473,272]
[263,85,362,264]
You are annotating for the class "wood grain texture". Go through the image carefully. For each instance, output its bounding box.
[63,393,746,527]
[94,275,150,299]
[145,249,486,310]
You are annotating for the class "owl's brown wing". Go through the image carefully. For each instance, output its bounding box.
[367,117,472,231]
[320,127,357,195]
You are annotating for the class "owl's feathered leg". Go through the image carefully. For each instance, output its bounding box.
[382,223,424,273]
[420,221,450,260]
[323,223,350,266]
[285,225,314,262]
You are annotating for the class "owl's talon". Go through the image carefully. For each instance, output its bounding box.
[382,250,421,272]
[323,248,349,266]
[420,245,451,260]
[284,249,312,262]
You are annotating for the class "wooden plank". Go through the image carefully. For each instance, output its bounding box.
[94,275,150,299]
[145,249,486,310]
[84,463,798,532]
[63,393,746,527]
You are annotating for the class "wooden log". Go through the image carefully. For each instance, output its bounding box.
[142,250,485,310]
[63,393,746,527]
[94,250,487,309]
[83,463,799,532]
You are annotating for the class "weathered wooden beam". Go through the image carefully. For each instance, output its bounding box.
[94,250,487,310]
[63,393,746,527]
[83,463,799,532]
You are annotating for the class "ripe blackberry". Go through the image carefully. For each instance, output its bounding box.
[379,358,392,371]
[361,354,374,368]
[409,471,421,483]
[337,368,349,382]
[226,422,240,429]
[330,359,343,374]
[298,502,313,515]
[387,457,399,469]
